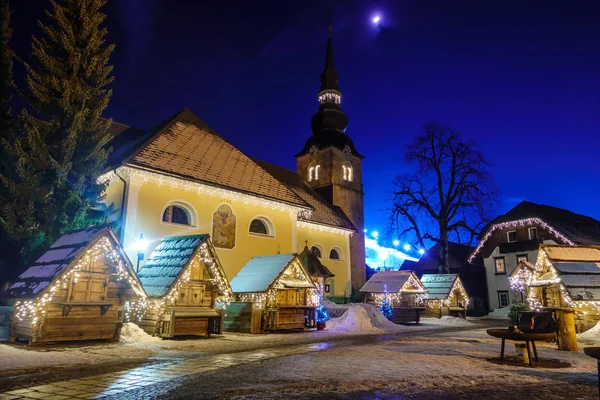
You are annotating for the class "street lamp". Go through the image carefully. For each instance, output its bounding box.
[418,248,425,255]
[134,233,147,273]
[403,244,411,252]
[371,231,379,239]
[393,240,400,247]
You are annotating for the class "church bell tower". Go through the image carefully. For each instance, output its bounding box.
[295,17,366,294]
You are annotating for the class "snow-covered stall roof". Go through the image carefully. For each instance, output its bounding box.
[420,274,460,300]
[3,226,137,299]
[531,245,600,301]
[508,260,536,279]
[359,270,427,294]
[229,254,314,293]
[137,234,231,298]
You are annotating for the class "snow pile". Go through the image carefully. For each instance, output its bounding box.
[421,316,474,327]
[326,304,399,334]
[120,322,161,344]
[324,300,350,318]
[577,321,600,345]
[484,307,510,320]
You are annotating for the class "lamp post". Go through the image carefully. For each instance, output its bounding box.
[134,233,147,273]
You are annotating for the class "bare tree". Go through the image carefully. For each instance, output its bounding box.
[391,123,498,273]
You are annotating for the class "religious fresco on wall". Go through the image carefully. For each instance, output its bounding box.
[212,204,236,249]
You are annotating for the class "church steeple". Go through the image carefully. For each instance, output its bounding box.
[320,13,339,92]
[297,12,362,159]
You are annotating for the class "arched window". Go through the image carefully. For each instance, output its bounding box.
[311,245,323,259]
[342,163,353,182]
[329,248,341,260]
[162,204,193,226]
[308,163,320,181]
[248,216,275,237]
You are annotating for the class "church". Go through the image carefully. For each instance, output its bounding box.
[101,24,367,301]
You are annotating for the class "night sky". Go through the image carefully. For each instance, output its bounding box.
[10,0,600,242]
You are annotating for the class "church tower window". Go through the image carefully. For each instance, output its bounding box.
[309,163,320,181]
[342,163,353,181]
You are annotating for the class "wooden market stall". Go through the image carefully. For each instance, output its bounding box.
[360,270,428,324]
[4,226,146,345]
[132,234,233,338]
[420,274,470,318]
[529,244,600,334]
[298,245,335,295]
[224,254,318,333]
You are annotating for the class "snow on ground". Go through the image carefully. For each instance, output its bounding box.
[421,316,474,327]
[578,321,600,345]
[482,307,511,320]
[326,303,409,334]
[119,322,161,344]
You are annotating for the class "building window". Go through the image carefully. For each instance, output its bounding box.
[494,257,506,274]
[498,291,509,308]
[528,227,538,240]
[516,254,528,263]
[311,245,323,259]
[249,217,274,237]
[329,248,341,260]
[342,163,353,182]
[308,164,320,181]
[507,230,517,242]
[162,204,192,226]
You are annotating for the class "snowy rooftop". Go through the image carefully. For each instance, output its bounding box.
[359,270,426,294]
[137,234,210,298]
[229,254,313,293]
[420,274,461,300]
[3,226,114,299]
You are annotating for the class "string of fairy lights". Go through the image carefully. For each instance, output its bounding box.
[468,218,574,263]
[371,273,429,306]
[14,235,146,331]
[236,259,320,309]
[526,248,600,314]
[126,241,234,323]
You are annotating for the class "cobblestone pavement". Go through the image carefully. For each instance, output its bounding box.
[0,341,337,399]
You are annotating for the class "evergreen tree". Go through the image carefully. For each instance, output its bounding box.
[1,0,115,273]
[380,285,393,319]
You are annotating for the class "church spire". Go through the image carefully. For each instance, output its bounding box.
[320,8,339,92]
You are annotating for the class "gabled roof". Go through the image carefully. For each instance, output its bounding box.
[298,246,335,278]
[531,245,600,301]
[109,108,311,209]
[485,201,600,244]
[253,159,355,231]
[3,226,139,299]
[229,254,314,293]
[508,260,536,279]
[421,274,460,300]
[137,234,231,298]
[359,270,427,294]
[470,201,600,262]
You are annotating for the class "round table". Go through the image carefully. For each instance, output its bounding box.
[486,329,557,366]
[583,347,600,399]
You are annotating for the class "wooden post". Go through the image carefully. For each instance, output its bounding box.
[556,308,578,351]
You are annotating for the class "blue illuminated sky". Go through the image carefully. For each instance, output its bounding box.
[10,1,600,243]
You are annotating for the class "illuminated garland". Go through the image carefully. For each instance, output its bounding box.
[424,278,470,309]
[235,259,319,309]
[14,236,146,332]
[468,218,574,263]
[527,248,600,313]
[370,274,429,306]
[318,91,341,105]
[99,166,309,215]
[126,241,233,323]
[509,268,533,293]
[297,220,353,237]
